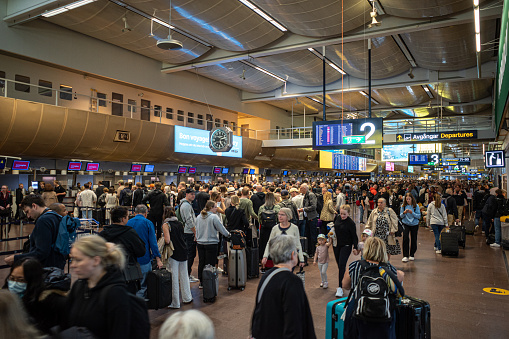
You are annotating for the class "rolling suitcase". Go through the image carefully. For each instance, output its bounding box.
[146,268,172,310]
[463,219,476,235]
[228,248,247,290]
[246,246,259,278]
[440,229,459,256]
[325,297,348,339]
[300,236,309,255]
[202,265,218,303]
[449,224,466,248]
[395,296,431,339]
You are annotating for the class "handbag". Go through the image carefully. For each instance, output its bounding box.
[122,261,143,282]
[158,236,174,263]
[396,219,405,237]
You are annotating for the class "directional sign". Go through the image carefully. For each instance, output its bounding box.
[395,130,477,143]
[485,151,505,168]
[343,135,366,144]
[483,287,509,295]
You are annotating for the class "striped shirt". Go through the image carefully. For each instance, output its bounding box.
[348,260,397,289]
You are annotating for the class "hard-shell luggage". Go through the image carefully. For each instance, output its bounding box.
[395,296,431,339]
[146,268,172,310]
[463,219,476,235]
[228,248,247,290]
[440,229,459,256]
[246,246,259,278]
[325,297,348,339]
[449,224,466,248]
[202,265,218,303]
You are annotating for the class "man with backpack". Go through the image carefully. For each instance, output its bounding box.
[179,188,200,283]
[443,189,459,226]
[142,182,169,239]
[4,195,66,269]
[119,182,134,208]
[482,188,498,244]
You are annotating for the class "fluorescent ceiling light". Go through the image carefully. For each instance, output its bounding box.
[152,17,174,29]
[308,48,347,75]
[238,0,287,32]
[241,61,286,82]
[359,91,380,105]
[474,7,480,33]
[422,85,434,99]
[476,33,481,52]
[42,0,97,17]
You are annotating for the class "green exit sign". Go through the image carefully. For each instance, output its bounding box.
[343,135,365,144]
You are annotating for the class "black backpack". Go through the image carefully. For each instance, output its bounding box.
[122,189,133,206]
[230,229,246,250]
[349,260,403,323]
[260,206,278,230]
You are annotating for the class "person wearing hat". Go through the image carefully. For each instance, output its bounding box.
[178,188,200,283]
[278,190,299,225]
[313,234,331,288]
[354,229,373,259]
[290,187,305,236]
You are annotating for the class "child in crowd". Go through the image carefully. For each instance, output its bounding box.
[353,229,373,257]
[313,234,331,289]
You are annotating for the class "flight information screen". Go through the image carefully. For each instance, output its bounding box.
[313,118,383,150]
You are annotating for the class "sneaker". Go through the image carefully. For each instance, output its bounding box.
[168,305,180,309]
[320,282,323,287]
[323,282,328,289]
[475,225,480,231]
[402,257,409,262]
[434,246,437,251]
[189,275,200,283]
[436,250,441,254]
[198,284,203,289]
[409,257,415,261]
[490,243,501,248]
[335,287,344,297]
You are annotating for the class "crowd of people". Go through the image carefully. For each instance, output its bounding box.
[0,176,506,338]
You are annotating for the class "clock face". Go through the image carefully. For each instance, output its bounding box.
[211,129,228,150]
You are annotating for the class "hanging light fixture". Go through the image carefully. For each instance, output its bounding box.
[368,1,381,28]
[157,0,183,50]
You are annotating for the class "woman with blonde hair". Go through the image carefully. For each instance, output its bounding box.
[258,192,281,272]
[320,191,336,234]
[63,235,149,339]
[0,289,41,339]
[225,195,249,233]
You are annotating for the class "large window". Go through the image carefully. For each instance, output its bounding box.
[215,118,221,127]
[128,99,136,113]
[166,108,173,120]
[154,105,162,117]
[59,84,72,101]
[177,110,184,122]
[97,92,107,107]
[0,71,5,90]
[38,80,52,97]
[15,74,30,93]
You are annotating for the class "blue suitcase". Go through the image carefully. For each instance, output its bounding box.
[326,297,348,339]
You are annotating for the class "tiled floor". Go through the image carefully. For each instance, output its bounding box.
[2,217,509,339]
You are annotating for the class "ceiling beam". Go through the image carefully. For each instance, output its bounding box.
[160,1,501,74]
[241,61,497,102]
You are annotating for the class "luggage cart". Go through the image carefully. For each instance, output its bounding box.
[77,218,100,239]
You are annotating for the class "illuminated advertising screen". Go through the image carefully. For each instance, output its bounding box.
[382,144,415,161]
[242,168,249,174]
[144,164,154,172]
[213,167,221,174]
[222,168,229,174]
[385,162,394,171]
[12,160,30,170]
[313,118,383,150]
[131,164,143,172]
[175,126,242,158]
[408,166,414,173]
[188,167,196,174]
[178,166,188,174]
[249,169,255,175]
[67,162,82,171]
[86,163,99,171]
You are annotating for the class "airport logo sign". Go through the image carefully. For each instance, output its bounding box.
[114,130,131,143]
[396,130,477,142]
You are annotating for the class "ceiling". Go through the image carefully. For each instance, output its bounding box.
[10,0,502,159]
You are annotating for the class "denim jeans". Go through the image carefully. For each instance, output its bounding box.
[184,233,197,276]
[494,217,501,245]
[431,224,445,250]
[81,207,92,220]
[474,210,483,229]
[359,205,364,223]
[298,219,306,237]
[136,262,153,298]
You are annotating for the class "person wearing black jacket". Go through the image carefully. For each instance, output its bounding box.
[491,189,508,248]
[64,235,149,339]
[132,183,144,208]
[142,182,170,239]
[95,181,106,200]
[482,189,498,244]
[5,195,66,269]
[443,189,459,226]
[195,185,210,213]
[473,185,487,232]
[250,185,266,215]
[14,183,26,221]
[329,204,358,298]
[99,206,145,294]
[225,195,249,233]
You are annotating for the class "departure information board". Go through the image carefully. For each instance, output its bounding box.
[313,118,383,150]
[408,153,441,166]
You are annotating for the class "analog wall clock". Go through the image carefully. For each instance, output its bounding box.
[209,127,233,152]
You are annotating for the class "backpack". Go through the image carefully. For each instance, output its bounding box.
[122,189,133,206]
[98,193,106,207]
[175,202,184,223]
[230,229,246,250]
[101,285,150,339]
[349,260,403,323]
[367,191,375,201]
[52,214,81,257]
[260,206,278,230]
[62,215,80,245]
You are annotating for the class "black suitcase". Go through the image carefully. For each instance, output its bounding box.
[440,230,459,256]
[449,224,466,248]
[300,236,309,255]
[395,296,431,339]
[146,269,172,309]
[202,265,218,303]
[246,246,259,279]
[463,219,476,235]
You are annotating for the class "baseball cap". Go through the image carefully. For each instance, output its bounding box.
[362,229,373,237]
[281,189,289,196]
[185,188,195,194]
[289,188,298,193]
[317,234,326,240]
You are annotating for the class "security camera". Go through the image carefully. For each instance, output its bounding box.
[122,16,132,32]
[408,68,414,79]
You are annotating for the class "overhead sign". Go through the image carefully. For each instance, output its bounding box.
[442,157,471,166]
[485,150,505,168]
[0,158,5,170]
[175,126,242,158]
[319,151,367,171]
[313,118,383,150]
[395,130,477,142]
[483,287,509,295]
[408,153,441,166]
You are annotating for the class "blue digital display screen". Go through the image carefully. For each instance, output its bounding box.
[408,153,428,165]
[144,164,154,172]
[313,118,383,150]
[221,168,229,174]
[175,126,242,158]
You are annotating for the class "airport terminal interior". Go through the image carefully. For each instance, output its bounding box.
[1,0,509,338]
